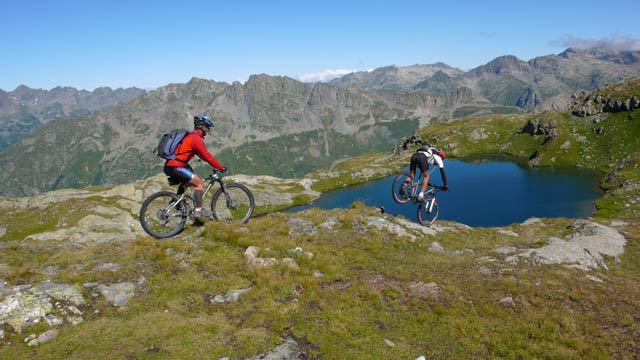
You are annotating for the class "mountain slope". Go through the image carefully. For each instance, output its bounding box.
[330,48,640,109]
[0,85,146,150]
[0,76,477,197]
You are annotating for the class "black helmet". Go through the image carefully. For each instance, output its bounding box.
[194,114,213,128]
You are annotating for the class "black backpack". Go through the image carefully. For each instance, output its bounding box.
[417,145,446,160]
[156,129,190,160]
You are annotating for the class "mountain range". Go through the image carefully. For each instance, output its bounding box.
[1,47,639,197]
[0,86,146,151]
[330,47,640,109]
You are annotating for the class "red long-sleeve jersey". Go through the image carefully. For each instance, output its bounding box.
[165,128,224,170]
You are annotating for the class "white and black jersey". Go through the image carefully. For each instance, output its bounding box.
[410,150,444,173]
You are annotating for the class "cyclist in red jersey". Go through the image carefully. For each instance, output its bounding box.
[164,114,226,218]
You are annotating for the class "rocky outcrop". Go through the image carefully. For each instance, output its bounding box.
[515,219,626,270]
[520,118,558,142]
[572,94,640,116]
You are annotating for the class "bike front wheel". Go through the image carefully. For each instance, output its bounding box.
[417,198,440,226]
[211,184,255,223]
[391,173,414,204]
[139,191,188,238]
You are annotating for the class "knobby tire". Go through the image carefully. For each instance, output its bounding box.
[211,183,255,223]
[139,191,188,238]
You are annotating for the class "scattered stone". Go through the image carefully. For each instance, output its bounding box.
[24,334,37,343]
[493,246,517,255]
[98,282,135,307]
[34,329,59,345]
[282,258,300,271]
[0,328,3,339]
[499,296,515,305]
[313,271,325,278]
[407,282,441,298]
[288,247,313,259]
[212,287,252,303]
[586,275,604,283]
[367,216,418,241]
[0,227,5,238]
[247,336,303,360]
[416,356,426,360]
[505,255,520,264]
[384,339,396,347]
[287,218,317,236]
[34,282,86,306]
[522,218,545,226]
[428,241,445,253]
[97,263,121,272]
[45,314,64,326]
[496,229,519,237]
[67,316,83,326]
[320,215,341,230]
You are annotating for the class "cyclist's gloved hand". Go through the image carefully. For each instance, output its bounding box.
[442,184,449,191]
[220,166,228,174]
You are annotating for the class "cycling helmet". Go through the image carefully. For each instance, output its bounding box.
[436,149,446,159]
[194,114,213,128]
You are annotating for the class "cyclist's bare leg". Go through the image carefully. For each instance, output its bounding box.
[188,174,205,210]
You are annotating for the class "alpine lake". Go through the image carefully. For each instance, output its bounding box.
[288,156,604,227]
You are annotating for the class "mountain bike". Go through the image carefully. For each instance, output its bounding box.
[391,172,444,226]
[139,170,254,238]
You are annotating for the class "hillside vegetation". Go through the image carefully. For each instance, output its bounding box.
[1,78,639,359]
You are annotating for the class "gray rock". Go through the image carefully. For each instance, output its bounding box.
[493,246,517,255]
[428,241,445,253]
[282,258,300,271]
[520,219,627,270]
[212,287,252,303]
[35,329,59,345]
[496,229,519,237]
[34,282,86,306]
[499,296,515,305]
[384,339,396,347]
[247,336,302,360]
[0,291,53,333]
[96,263,121,272]
[0,227,5,238]
[67,316,83,326]
[522,217,545,226]
[320,214,341,229]
[586,275,604,283]
[98,282,135,307]
[287,218,317,236]
[45,314,64,326]
[0,329,3,339]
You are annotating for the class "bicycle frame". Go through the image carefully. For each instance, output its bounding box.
[170,173,224,217]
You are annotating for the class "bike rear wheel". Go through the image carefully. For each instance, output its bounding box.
[417,198,440,226]
[211,183,254,223]
[391,173,415,204]
[139,191,188,238]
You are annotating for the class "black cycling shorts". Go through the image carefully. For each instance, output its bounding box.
[164,165,194,185]
[410,152,430,174]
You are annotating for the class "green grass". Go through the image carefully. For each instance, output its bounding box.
[1,207,638,359]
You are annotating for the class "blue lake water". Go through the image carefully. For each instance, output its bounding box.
[287,158,604,227]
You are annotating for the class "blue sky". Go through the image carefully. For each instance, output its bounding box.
[2,0,639,91]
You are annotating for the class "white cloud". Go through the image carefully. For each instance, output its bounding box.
[556,34,640,51]
[298,68,357,83]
